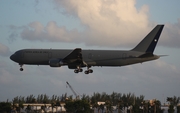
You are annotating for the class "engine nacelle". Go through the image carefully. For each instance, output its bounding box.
[49,58,64,67]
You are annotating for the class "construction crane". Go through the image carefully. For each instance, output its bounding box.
[66,81,80,99]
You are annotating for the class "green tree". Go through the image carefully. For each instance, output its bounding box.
[117,100,123,113]
[26,104,32,113]
[43,94,50,104]
[99,104,104,113]
[16,102,24,113]
[167,96,180,113]
[133,104,140,113]
[154,100,161,113]
[65,100,90,113]
[177,106,180,113]
[64,100,75,113]
[105,100,112,113]
[56,101,61,112]
[51,101,55,113]
[41,105,47,113]
[12,96,25,112]
[0,102,11,113]
[168,104,175,113]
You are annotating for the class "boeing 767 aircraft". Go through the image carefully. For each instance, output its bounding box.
[10,25,164,74]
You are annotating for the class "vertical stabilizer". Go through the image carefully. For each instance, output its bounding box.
[132,25,164,53]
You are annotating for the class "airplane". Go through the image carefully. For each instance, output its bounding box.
[10,25,164,74]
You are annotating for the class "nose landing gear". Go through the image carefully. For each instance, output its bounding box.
[20,68,23,71]
[19,64,24,71]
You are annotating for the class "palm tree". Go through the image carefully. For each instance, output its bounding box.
[168,105,175,113]
[167,97,173,104]
[167,96,180,113]
[26,104,32,113]
[105,100,112,113]
[18,102,24,112]
[172,96,180,107]
[0,102,11,113]
[51,101,55,113]
[56,101,61,113]
[99,104,105,113]
[117,100,123,113]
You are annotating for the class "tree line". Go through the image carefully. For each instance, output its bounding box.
[0,92,180,113]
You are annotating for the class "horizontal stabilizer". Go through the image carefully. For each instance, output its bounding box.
[138,53,154,58]
[158,55,168,57]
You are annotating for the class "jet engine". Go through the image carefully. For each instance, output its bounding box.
[49,58,64,67]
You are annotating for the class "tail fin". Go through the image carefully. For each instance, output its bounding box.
[132,25,164,53]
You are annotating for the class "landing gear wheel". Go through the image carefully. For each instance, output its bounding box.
[79,68,83,72]
[85,70,89,74]
[20,68,23,71]
[19,64,24,71]
[88,69,93,73]
[74,69,79,73]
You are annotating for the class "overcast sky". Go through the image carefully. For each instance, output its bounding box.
[0,0,180,103]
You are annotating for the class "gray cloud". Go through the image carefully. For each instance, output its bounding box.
[52,0,180,48]
[0,43,11,57]
[159,20,180,48]
[17,0,151,48]
[15,0,180,49]
[8,32,18,43]
[34,0,39,7]
[8,25,25,43]
[21,21,80,43]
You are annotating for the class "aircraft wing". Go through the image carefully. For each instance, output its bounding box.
[63,48,83,64]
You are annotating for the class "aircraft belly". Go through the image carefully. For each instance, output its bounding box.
[95,59,125,66]
[24,59,48,65]
[23,56,49,65]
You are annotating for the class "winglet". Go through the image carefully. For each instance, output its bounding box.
[132,25,164,53]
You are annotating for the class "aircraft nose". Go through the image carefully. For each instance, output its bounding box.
[10,54,14,61]
[10,54,16,62]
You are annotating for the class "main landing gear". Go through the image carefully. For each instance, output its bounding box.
[74,66,93,74]
[84,69,93,74]
[19,64,23,71]
[74,68,83,73]
[84,67,93,74]
[74,66,83,73]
